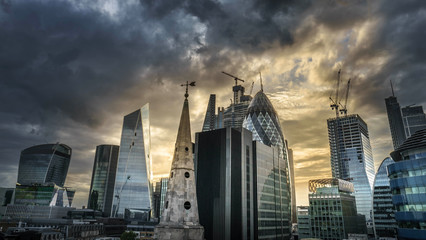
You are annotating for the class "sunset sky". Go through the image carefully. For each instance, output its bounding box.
[1,0,426,208]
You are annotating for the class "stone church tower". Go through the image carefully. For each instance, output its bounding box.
[154,82,204,240]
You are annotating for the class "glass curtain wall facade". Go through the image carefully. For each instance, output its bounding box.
[308,178,366,240]
[327,114,375,220]
[402,105,426,138]
[253,141,289,239]
[88,145,119,216]
[195,127,254,240]
[202,94,216,132]
[243,90,291,239]
[159,178,168,220]
[388,129,426,239]
[111,104,152,218]
[17,144,72,187]
[297,206,311,239]
[372,157,397,239]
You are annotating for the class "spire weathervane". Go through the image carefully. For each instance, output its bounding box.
[181,81,196,99]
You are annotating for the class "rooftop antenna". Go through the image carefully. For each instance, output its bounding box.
[259,71,264,92]
[390,80,395,97]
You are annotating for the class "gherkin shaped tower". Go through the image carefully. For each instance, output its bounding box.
[243,90,292,239]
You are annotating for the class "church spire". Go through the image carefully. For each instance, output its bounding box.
[154,82,204,240]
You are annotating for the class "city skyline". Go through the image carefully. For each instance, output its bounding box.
[1,0,426,209]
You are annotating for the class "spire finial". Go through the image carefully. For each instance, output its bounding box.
[181,81,196,99]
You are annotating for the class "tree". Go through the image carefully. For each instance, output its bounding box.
[120,231,137,240]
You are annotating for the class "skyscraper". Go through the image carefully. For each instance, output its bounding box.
[287,143,297,224]
[111,104,152,218]
[296,206,310,239]
[385,95,406,149]
[388,129,426,239]
[243,90,292,239]
[327,114,375,220]
[155,82,204,240]
[202,94,216,132]
[308,178,366,240]
[158,178,168,220]
[402,105,426,137]
[195,127,254,240]
[88,144,119,216]
[17,143,72,187]
[372,157,397,239]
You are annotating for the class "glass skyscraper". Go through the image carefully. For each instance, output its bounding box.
[17,143,72,187]
[243,90,291,239]
[388,129,426,239]
[372,157,397,239]
[111,104,152,217]
[202,94,216,132]
[327,114,375,220]
[88,144,119,216]
[308,178,366,240]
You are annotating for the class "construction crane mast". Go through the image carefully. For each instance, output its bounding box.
[339,79,351,116]
[330,69,341,118]
[222,71,245,104]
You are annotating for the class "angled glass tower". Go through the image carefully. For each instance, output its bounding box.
[111,104,152,217]
[402,105,426,137]
[327,114,375,220]
[243,90,292,239]
[88,144,119,216]
[372,157,397,239]
[17,143,72,187]
[202,94,216,132]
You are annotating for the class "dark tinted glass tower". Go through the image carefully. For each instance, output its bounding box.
[327,114,375,220]
[243,90,292,239]
[385,96,406,149]
[112,104,152,217]
[88,144,119,216]
[388,129,426,239]
[287,144,297,224]
[17,143,71,187]
[372,157,397,239]
[195,127,254,240]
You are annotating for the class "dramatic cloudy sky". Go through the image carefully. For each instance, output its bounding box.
[1,0,425,208]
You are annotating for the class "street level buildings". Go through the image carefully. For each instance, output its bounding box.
[388,129,426,239]
[88,144,119,217]
[327,114,375,220]
[111,104,152,218]
[372,157,397,239]
[308,178,367,240]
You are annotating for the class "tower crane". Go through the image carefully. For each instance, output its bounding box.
[339,78,351,116]
[222,71,245,104]
[221,71,245,86]
[329,69,341,118]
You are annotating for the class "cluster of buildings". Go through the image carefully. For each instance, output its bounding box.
[295,84,426,240]
[1,76,426,240]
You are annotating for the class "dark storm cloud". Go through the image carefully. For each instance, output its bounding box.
[1,0,426,207]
